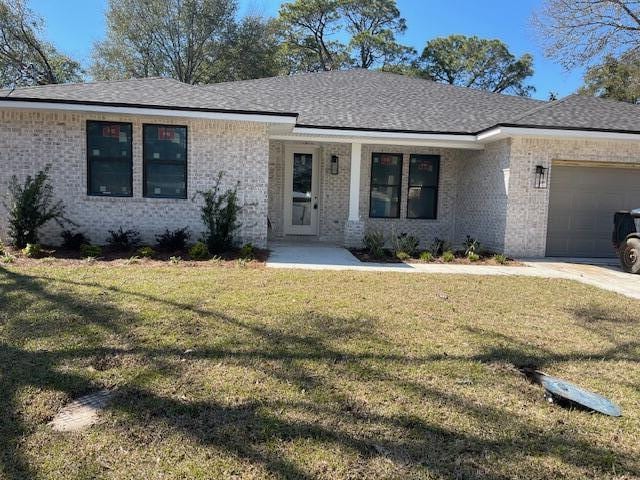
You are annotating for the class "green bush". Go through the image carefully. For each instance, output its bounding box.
[468,252,480,262]
[442,250,455,262]
[61,230,90,250]
[493,254,508,265]
[106,227,141,251]
[239,243,255,260]
[22,243,43,258]
[429,237,451,256]
[137,246,155,258]
[80,244,102,258]
[3,166,68,248]
[1,254,16,264]
[363,229,385,258]
[156,227,191,252]
[196,172,244,254]
[463,235,481,257]
[169,256,182,264]
[189,241,209,260]
[395,251,410,261]
[0,239,4,255]
[419,251,434,262]
[393,232,419,257]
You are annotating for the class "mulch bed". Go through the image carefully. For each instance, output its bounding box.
[350,248,519,266]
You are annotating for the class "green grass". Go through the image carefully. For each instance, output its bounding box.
[1,263,639,479]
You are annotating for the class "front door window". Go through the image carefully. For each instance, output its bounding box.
[292,153,313,226]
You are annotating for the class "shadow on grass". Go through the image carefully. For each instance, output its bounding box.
[0,266,638,479]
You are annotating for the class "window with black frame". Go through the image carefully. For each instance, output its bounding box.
[86,121,133,196]
[369,153,402,218]
[407,154,440,219]
[143,124,187,199]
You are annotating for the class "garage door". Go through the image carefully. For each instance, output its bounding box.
[546,164,640,257]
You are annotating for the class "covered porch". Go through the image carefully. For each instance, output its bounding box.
[266,132,497,251]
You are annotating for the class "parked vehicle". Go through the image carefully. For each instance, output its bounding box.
[613,209,640,273]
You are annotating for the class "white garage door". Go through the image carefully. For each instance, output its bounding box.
[546,164,640,257]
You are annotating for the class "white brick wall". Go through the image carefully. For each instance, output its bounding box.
[0,110,270,248]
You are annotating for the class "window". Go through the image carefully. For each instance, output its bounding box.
[407,154,440,219]
[369,153,402,218]
[143,124,187,199]
[87,121,133,196]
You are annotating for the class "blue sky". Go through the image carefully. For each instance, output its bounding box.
[29,0,585,100]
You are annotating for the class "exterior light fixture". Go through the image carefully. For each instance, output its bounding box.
[330,155,339,175]
[534,165,548,189]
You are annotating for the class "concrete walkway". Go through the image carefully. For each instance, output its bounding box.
[266,242,640,300]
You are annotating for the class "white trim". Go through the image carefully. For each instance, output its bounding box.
[270,134,484,150]
[478,126,640,142]
[293,127,477,142]
[349,143,362,222]
[0,100,298,124]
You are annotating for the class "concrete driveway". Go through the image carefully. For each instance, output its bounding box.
[267,242,640,300]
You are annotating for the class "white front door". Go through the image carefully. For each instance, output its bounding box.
[284,146,319,235]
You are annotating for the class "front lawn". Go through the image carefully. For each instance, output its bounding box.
[1,263,639,479]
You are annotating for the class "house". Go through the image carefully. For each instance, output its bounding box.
[2,69,640,258]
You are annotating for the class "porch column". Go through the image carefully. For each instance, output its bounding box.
[344,142,365,247]
[348,142,362,221]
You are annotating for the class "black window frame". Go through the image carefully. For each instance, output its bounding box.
[369,152,403,219]
[142,123,188,199]
[86,120,133,197]
[407,154,440,220]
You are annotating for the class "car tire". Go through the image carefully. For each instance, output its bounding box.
[619,237,640,274]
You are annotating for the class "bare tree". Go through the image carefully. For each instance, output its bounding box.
[533,0,640,68]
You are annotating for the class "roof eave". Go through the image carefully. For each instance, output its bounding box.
[0,97,298,124]
[478,124,640,142]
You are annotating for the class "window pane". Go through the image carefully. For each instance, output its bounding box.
[144,125,187,161]
[292,153,312,225]
[89,159,131,196]
[409,155,439,187]
[371,154,402,185]
[87,121,132,197]
[87,122,132,160]
[407,187,437,219]
[145,163,186,198]
[144,125,187,198]
[370,186,400,218]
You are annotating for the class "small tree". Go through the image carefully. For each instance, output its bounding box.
[3,166,68,248]
[196,172,243,253]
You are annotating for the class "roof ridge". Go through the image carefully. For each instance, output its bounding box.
[506,94,576,123]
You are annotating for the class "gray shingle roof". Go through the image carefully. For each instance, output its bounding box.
[2,70,640,134]
[200,69,544,134]
[501,94,640,133]
[0,77,296,116]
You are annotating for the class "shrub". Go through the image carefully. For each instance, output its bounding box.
[22,243,43,258]
[189,241,209,260]
[106,227,141,251]
[196,172,243,254]
[61,230,90,251]
[463,235,481,257]
[169,256,182,264]
[80,244,102,258]
[493,254,508,265]
[392,232,419,257]
[156,227,191,252]
[239,243,255,260]
[137,246,155,258]
[0,239,4,255]
[468,252,480,262]
[124,256,140,265]
[442,250,455,262]
[363,229,385,258]
[395,251,410,261]
[429,237,451,256]
[1,254,16,264]
[3,166,68,248]
[419,251,434,262]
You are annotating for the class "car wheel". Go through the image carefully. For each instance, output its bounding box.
[619,237,640,274]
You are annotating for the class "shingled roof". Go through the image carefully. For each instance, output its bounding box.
[0,77,296,117]
[2,70,640,135]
